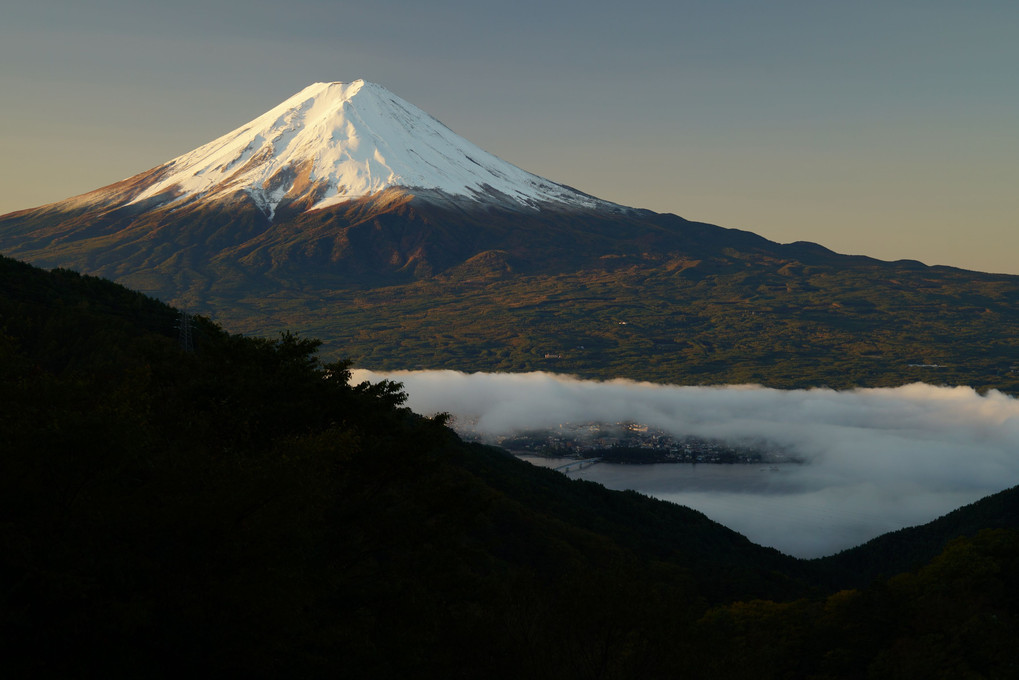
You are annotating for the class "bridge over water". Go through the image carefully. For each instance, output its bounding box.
[553,458,602,474]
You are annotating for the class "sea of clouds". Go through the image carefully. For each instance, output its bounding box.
[350,369,1019,557]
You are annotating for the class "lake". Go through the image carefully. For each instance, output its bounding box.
[515,456,977,559]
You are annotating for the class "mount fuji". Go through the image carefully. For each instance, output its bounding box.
[2,80,1018,388]
[0,79,770,288]
[124,79,617,218]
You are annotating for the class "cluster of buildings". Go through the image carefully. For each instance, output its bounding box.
[457,420,796,465]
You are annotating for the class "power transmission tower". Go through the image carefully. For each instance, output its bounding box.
[176,308,194,353]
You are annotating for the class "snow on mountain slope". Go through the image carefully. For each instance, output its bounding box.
[129,80,611,219]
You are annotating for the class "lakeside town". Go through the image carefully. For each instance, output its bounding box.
[454,420,801,465]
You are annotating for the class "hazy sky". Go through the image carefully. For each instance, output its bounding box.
[352,369,1019,557]
[2,1,1017,273]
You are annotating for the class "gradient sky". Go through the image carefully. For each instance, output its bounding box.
[2,1,1017,273]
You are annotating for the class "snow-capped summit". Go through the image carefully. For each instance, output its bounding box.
[129,79,609,219]
[2,77,674,299]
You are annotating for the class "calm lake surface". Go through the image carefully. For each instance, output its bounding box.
[518,456,808,494]
[515,455,960,559]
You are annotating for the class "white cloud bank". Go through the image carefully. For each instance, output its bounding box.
[350,370,1019,558]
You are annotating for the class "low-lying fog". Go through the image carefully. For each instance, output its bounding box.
[350,369,1019,558]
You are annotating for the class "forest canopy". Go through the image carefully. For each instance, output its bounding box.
[2,254,1017,678]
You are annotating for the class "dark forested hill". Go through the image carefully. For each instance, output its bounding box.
[2,254,1017,678]
[814,484,1019,588]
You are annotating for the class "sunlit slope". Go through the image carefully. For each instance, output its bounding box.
[250,237,1019,391]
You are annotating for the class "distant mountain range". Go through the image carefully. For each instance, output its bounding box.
[2,80,1018,389]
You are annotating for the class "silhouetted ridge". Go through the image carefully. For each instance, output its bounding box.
[2,254,1018,677]
[815,484,1019,587]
